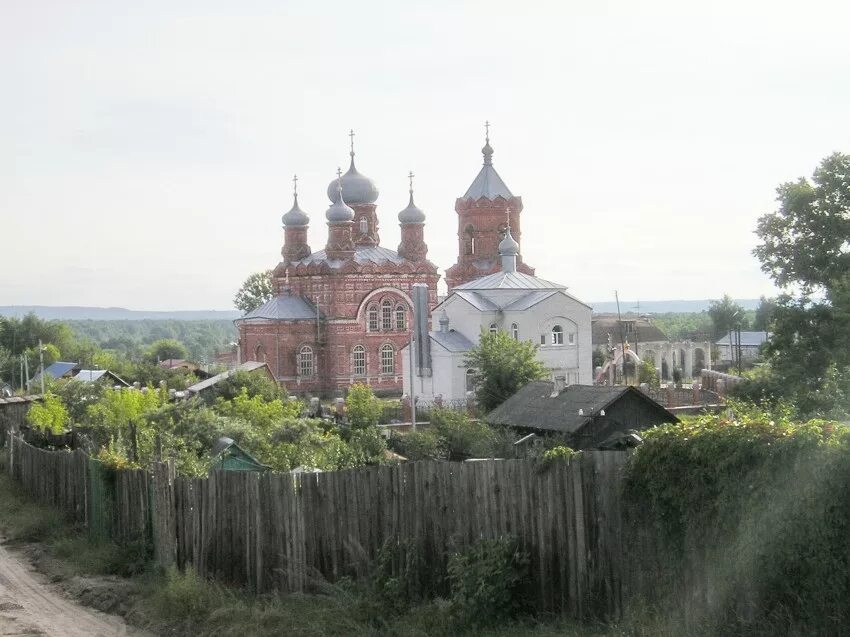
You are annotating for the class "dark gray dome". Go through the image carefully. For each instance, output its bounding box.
[499,226,519,256]
[398,192,425,224]
[282,194,309,227]
[326,157,379,205]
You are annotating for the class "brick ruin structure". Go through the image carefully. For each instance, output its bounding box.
[236,127,529,395]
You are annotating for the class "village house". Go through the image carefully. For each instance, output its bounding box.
[486,380,678,450]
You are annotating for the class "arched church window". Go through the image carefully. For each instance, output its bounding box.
[551,325,564,345]
[395,305,406,331]
[380,344,395,374]
[464,225,476,255]
[298,345,314,377]
[489,323,498,335]
[368,304,379,332]
[511,323,519,340]
[352,345,366,376]
[382,300,393,330]
[254,343,266,363]
[359,217,369,235]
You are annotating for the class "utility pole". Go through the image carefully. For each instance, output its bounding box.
[23,355,29,395]
[408,332,417,431]
[615,291,627,384]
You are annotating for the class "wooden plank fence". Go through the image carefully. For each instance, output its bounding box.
[4,433,631,619]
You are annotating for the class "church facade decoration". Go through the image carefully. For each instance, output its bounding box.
[236,131,438,395]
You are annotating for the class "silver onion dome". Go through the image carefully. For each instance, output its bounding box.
[499,226,520,256]
[282,193,309,227]
[326,156,379,205]
[325,172,355,223]
[398,192,426,224]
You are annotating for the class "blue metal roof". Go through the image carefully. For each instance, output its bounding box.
[41,362,78,379]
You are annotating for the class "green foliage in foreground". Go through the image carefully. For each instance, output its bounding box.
[624,403,850,635]
[26,392,70,434]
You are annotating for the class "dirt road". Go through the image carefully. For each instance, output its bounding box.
[0,541,149,637]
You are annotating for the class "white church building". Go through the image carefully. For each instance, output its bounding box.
[402,227,592,404]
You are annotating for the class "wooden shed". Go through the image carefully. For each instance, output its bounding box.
[486,382,678,450]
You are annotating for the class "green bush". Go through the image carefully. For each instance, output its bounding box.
[447,537,530,628]
[432,408,496,460]
[624,404,850,634]
[389,429,447,461]
[346,383,383,429]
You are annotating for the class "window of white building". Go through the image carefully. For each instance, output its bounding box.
[511,323,519,340]
[552,325,564,345]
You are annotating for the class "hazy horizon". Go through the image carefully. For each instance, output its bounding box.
[4,1,849,310]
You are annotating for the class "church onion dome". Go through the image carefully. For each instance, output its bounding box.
[398,172,425,224]
[499,226,520,255]
[326,138,379,205]
[325,172,356,223]
[282,194,309,227]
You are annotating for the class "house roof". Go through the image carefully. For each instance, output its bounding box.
[454,270,566,292]
[237,294,322,322]
[429,329,475,353]
[187,361,272,394]
[73,369,129,386]
[452,290,499,312]
[486,381,677,434]
[716,331,771,347]
[591,316,668,345]
[39,362,79,380]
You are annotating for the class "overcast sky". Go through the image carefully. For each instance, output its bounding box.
[2,0,849,310]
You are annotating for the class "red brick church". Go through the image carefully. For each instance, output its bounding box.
[236,127,528,395]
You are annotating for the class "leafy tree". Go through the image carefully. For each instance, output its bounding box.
[346,383,383,428]
[26,392,70,434]
[752,296,777,332]
[754,153,850,294]
[708,294,748,339]
[234,270,274,315]
[750,152,850,417]
[464,330,546,412]
[145,338,188,363]
[638,358,660,389]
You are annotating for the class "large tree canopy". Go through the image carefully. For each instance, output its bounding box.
[744,152,850,417]
[234,270,274,315]
[754,153,850,294]
[464,330,546,413]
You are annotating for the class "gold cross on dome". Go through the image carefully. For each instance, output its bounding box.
[484,120,490,141]
[292,174,298,197]
[349,129,355,154]
[408,171,415,192]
